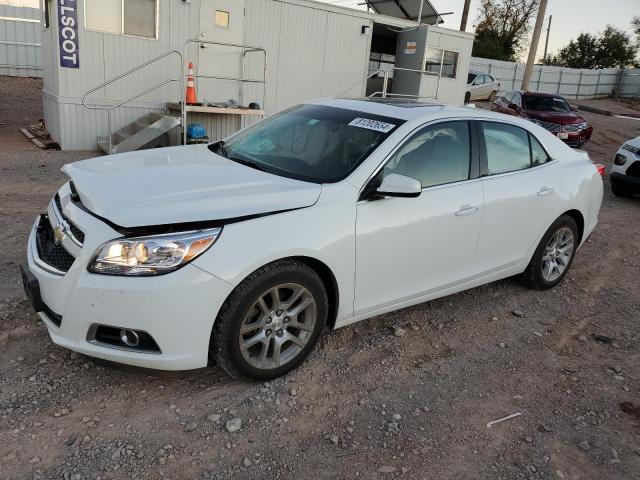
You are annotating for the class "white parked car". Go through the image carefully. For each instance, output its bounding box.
[466,70,501,103]
[22,99,603,380]
[611,136,640,197]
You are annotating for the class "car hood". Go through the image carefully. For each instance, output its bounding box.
[62,145,321,229]
[625,136,640,149]
[525,110,585,125]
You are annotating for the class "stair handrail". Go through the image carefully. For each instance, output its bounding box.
[338,68,388,98]
[182,39,267,145]
[81,49,183,154]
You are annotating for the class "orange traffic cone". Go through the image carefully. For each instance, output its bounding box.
[186,62,197,105]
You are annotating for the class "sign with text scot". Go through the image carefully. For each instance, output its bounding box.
[58,0,79,68]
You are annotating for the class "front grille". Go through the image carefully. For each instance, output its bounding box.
[35,215,75,272]
[534,119,561,132]
[564,122,588,132]
[626,161,640,179]
[54,194,85,244]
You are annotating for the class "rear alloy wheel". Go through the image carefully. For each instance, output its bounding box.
[518,215,578,290]
[211,260,327,380]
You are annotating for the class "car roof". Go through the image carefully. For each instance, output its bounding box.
[507,90,565,99]
[305,98,519,123]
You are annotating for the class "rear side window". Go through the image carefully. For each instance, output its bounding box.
[481,122,552,175]
[530,134,551,166]
[481,122,531,175]
[384,121,471,188]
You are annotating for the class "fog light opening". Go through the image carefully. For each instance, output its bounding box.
[120,329,140,347]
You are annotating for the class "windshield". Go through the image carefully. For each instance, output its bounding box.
[467,73,477,84]
[209,104,404,183]
[524,95,571,112]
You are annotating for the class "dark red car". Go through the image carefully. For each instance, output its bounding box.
[492,91,593,147]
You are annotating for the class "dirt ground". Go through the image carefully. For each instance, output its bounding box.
[1,75,639,480]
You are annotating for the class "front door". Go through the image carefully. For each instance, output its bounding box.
[198,0,245,103]
[355,120,483,314]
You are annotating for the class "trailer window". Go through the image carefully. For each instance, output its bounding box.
[85,0,158,39]
[215,10,230,28]
[424,47,459,79]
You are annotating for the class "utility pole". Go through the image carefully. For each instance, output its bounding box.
[460,0,472,31]
[521,0,548,91]
[543,15,552,62]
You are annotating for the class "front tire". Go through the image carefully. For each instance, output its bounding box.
[210,260,328,380]
[464,92,471,103]
[518,215,579,290]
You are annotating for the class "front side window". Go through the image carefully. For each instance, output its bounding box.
[384,121,471,189]
[214,104,403,183]
[85,0,157,39]
[482,122,531,175]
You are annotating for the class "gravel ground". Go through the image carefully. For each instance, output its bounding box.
[1,76,639,480]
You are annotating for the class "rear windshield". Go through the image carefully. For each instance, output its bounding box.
[524,95,571,112]
[211,104,404,183]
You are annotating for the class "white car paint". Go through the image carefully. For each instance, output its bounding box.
[466,71,500,102]
[612,135,640,177]
[24,99,603,370]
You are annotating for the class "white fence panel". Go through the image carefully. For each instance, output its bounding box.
[0,4,42,77]
[469,57,631,99]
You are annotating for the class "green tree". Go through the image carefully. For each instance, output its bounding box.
[543,33,599,68]
[595,26,637,68]
[471,0,540,61]
[548,26,637,69]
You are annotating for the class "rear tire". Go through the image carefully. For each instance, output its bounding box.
[518,215,579,290]
[611,178,633,197]
[210,260,328,380]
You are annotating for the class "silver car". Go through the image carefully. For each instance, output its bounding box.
[466,70,500,103]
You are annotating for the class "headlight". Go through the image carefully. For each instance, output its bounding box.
[88,228,222,276]
[622,143,640,155]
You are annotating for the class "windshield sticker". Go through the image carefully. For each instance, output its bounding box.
[348,118,396,133]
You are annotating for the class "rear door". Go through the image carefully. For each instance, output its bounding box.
[474,121,561,274]
[354,120,483,314]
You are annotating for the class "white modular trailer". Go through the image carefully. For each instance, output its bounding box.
[40,0,474,150]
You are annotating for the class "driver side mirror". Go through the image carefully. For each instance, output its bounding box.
[376,174,422,198]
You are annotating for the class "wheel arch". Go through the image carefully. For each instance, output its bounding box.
[213,255,341,332]
[561,209,585,245]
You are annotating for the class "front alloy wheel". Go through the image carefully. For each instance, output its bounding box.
[239,284,317,369]
[211,260,327,380]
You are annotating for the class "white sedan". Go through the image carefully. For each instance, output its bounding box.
[466,70,501,103]
[22,99,603,380]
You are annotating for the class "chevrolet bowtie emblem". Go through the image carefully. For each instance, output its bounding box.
[53,223,68,246]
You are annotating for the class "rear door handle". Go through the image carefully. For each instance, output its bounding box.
[537,186,553,197]
[455,205,478,216]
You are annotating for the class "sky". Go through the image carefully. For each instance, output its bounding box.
[320,0,639,60]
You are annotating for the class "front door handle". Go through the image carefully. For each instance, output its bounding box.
[537,186,553,197]
[455,205,478,216]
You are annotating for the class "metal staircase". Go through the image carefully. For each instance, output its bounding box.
[97,112,180,154]
[81,40,267,155]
